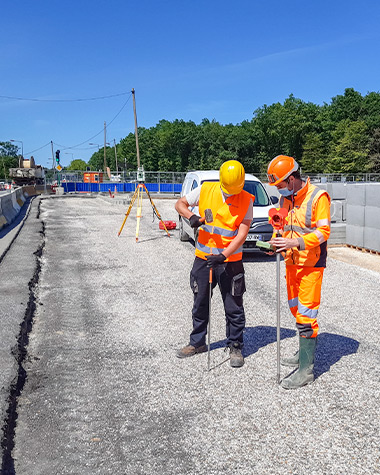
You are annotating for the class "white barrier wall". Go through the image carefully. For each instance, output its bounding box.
[346,184,380,251]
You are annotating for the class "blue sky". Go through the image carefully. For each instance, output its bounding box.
[1,0,380,168]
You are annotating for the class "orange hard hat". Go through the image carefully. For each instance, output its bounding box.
[219,160,245,195]
[267,155,299,186]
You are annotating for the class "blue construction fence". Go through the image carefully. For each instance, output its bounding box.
[61,182,182,194]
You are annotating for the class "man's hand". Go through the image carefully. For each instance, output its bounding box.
[269,237,299,253]
[206,253,226,268]
[189,214,203,228]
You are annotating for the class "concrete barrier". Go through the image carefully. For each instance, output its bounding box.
[0,186,36,231]
[0,197,7,229]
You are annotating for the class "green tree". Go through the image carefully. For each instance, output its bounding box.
[328,88,364,123]
[301,132,327,173]
[367,128,380,173]
[363,92,380,130]
[87,147,115,171]
[67,159,88,171]
[327,120,369,173]
[0,141,19,179]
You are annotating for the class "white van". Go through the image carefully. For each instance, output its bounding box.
[178,170,279,252]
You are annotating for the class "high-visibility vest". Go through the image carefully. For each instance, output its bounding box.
[196,182,253,262]
[280,179,330,267]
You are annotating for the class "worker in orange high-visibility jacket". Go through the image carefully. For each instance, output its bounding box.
[267,155,331,389]
[175,160,254,368]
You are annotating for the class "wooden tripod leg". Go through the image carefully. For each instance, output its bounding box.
[142,184,171,237]
[117,187,139,236]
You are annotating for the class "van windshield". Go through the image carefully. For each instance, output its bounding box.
[200,179,270,206]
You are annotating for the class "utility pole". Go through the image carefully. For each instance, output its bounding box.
[51,141,56,183]
[131,88,140,169]
[104,121,107,173]
[113,139,118,175]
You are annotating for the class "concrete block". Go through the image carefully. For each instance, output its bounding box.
[342,201,347,221]
[346,224,364,247]
[329,223,346,245]
[346,184,366,206]
[1,193,18,224]
[329,183,347,200]
[11,192,21,212]
[365,184,380,207]
[363,227,380,252]
[331,200,345,223]
[346,204,365,227]
[364,206,380,230]
[56,187,65,195]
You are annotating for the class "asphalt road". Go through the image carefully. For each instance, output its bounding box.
[0,195,379,474]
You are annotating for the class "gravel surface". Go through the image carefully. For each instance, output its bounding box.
[7,195,380,474]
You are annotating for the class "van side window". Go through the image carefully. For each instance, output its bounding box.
[243,182,270,206]
[191,180,199,190]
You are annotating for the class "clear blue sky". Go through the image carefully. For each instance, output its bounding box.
[1,0,380,168]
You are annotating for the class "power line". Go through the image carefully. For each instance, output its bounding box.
[0,91,132,102]
[24,142,51,156]
[58,95,132,151]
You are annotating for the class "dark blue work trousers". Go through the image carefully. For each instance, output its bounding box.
[189,257,246,349]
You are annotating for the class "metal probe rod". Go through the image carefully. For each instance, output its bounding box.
[276,235,281,384]
[208,268,212,371]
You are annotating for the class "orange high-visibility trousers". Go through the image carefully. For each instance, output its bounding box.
[286,266,324,338]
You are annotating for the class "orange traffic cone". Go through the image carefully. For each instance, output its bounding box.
[114,185,118,196]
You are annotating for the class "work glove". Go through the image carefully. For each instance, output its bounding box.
[206,253,226,268]
[189,214,203,228]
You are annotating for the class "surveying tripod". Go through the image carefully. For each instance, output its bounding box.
[117,183,171,241]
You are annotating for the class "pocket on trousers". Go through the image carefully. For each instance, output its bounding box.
[190,273,198,294]
[231,273,245,297]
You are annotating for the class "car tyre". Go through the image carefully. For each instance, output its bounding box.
[179,217,189,241]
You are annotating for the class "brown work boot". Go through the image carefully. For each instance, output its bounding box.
[229,342,244,368]
[176,344,207,359]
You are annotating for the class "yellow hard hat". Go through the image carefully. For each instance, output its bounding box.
[219,160,245,195]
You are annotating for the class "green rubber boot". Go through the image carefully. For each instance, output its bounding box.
[281,337,317,389]
[281,350,299,367]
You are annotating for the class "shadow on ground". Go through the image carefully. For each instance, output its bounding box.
[211,325,296,356]
[314,332,360,379]
[211,326,360,379]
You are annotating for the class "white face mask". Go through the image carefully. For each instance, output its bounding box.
[278,179,294,197]
[278,187,293,197]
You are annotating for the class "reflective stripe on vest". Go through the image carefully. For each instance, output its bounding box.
[195,182,253,262]
[202,224,239,237]
[196,241,243,256]
[283,187,321,234]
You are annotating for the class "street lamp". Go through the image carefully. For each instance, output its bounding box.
[10,139,24,165]
[89,143,100,150]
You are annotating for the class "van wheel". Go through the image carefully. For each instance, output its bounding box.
[179,217,189,241]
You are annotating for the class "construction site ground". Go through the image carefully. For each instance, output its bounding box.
[0,195,379,474]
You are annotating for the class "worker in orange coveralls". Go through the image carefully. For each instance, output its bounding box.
[267,155,331,389]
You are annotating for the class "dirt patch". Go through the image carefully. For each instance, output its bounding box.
[328,246,380,273]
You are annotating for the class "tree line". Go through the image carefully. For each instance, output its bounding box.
[86,88,380,175]
[2,88,380,179]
